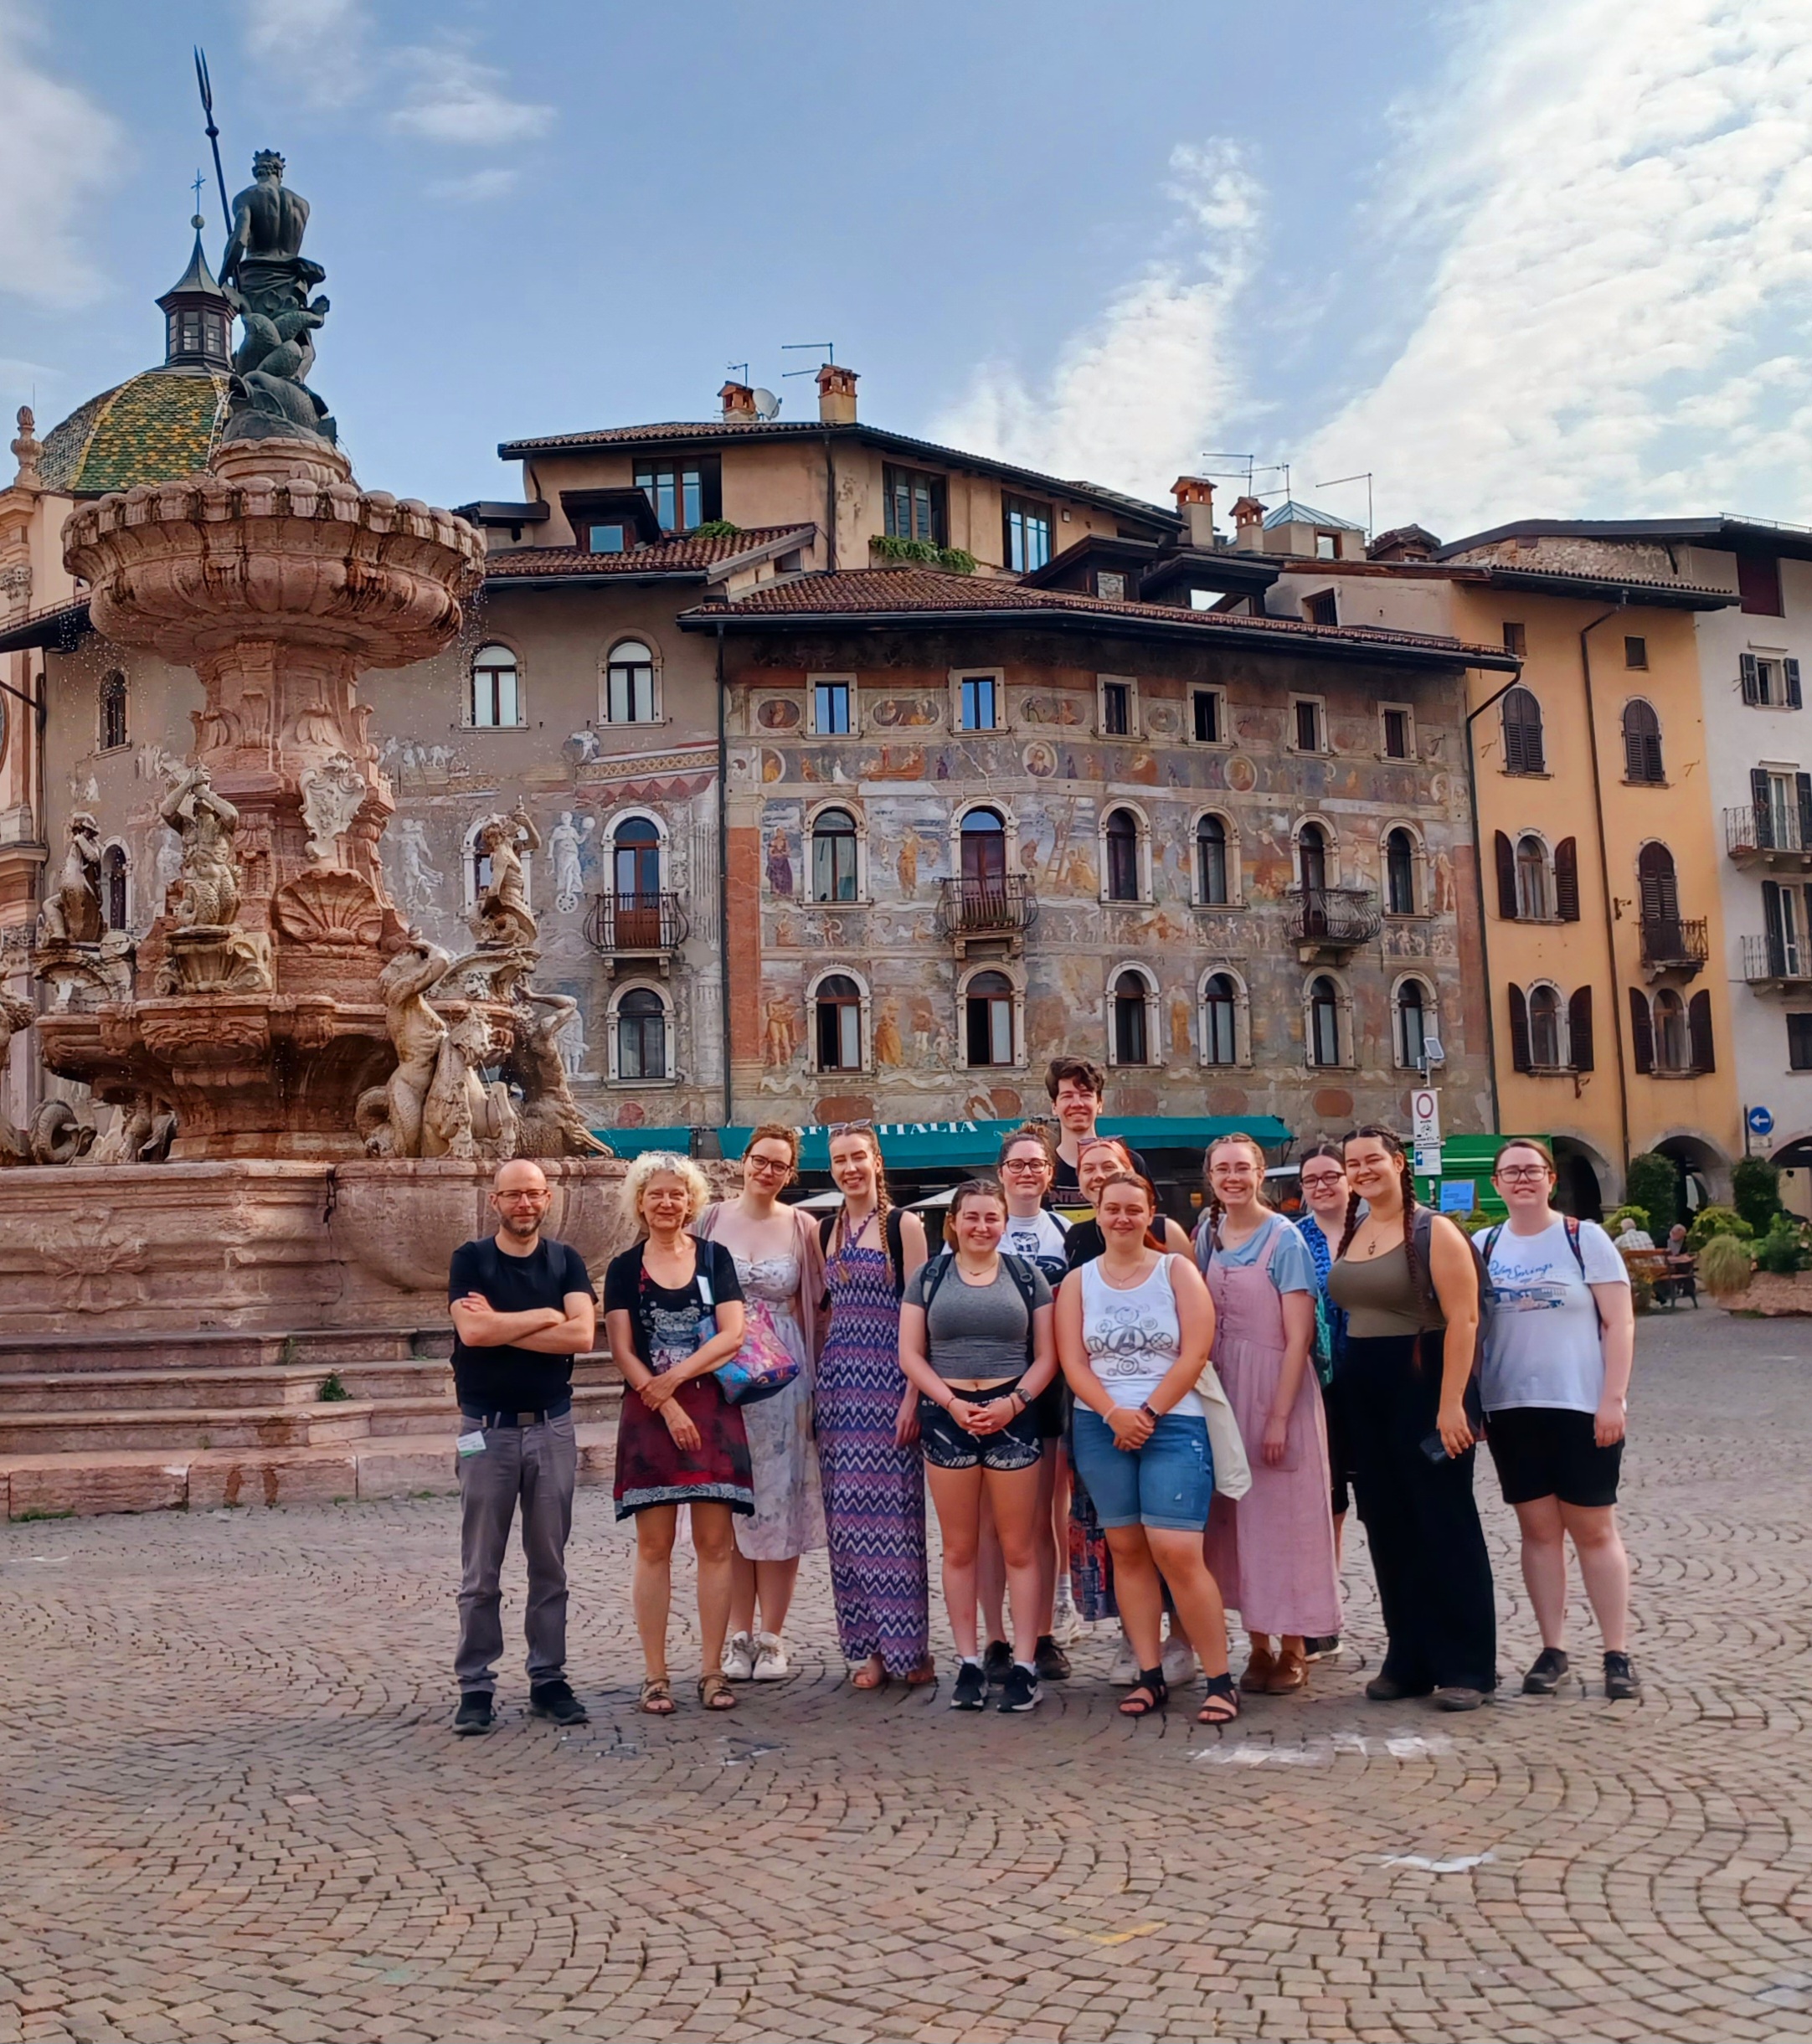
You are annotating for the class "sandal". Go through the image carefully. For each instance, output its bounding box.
[851,1658,888,1691]
[1197,1673,1240,1726]
[698,1672,737,1711]
[1118,1668,1169,1718]
[638,1677,674,1716]
[905,1657,938,1686]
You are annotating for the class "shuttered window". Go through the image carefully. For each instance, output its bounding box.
[1502,687,1545,773]
[1508,983,1531,1073]
[1629,988,1655,1074]
[1622,701,1664,782]
[1567,986,1594,1072]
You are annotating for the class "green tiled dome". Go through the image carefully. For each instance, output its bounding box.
[40,367,229,495]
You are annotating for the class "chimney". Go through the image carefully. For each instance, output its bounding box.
[719,381,758,422]
[816,362,859,425]
[1171,476,1217,550]
[1230,495,1267,552]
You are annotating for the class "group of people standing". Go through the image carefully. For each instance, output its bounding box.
[445,1061,1640,1733]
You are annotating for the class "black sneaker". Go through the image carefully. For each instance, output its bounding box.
[1521,1647,1570,1696]
[452,1691,495,1736]
[1302,1635,1342,1662]
[1033,1634,1072,1681]
[950,1660,986,1711]
[982,1639,1012,1684]
[1604,1652,1641,1702]
[528,1681,589,1727]
[998,1662,1042,1713]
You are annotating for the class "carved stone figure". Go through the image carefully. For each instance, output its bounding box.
[354,934,451,1158]
[423,1007,513,1162]
[548,811,594,914]
[299,751,369,863]
[160,765,242,928]
[470,804,540,948]
[219,150,336,446]
[91,1094,178,1166]
[28,1099,97,1166]
[391,818,445,915]
[39,814,103,944]
[510,991,614,1158]
[0,992,33,1161]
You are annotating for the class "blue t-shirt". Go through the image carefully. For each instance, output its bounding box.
[1194,1209,1315,1293]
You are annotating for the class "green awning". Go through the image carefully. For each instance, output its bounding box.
[592,1115,1294,1171]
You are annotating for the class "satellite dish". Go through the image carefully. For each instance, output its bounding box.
[751,388,781,420]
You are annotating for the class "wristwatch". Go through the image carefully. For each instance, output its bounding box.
[1139,1402,1160,1422]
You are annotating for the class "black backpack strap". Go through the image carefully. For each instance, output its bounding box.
[1001,1251,1042,1366]
[885,1205,908,1300]
[1563,1214,1585,1274]
[1482,1223,1505,1265]
[919,1249,953,1315]
[818,1210,837,1254]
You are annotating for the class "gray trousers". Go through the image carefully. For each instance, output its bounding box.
[455,1411,578,1693]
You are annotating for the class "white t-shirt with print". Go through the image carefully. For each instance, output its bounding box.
[1481,1218,1628,1414]
[1002,1208,1070,1280]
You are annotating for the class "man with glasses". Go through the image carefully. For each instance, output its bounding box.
[448,1159,598,1734]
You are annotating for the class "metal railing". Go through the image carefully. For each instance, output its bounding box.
[1286,885,1382,949]
[934,874,1039,939]
[1639,914,1708,971]
[1742,932,1812,983]
[583,889,689,954]
[1724,804,1810,857]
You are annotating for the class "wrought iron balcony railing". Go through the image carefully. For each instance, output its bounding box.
[584,889,689,955]
[934,874,1039,940]
[1639,914,1708,973]
[1725,803,1812,862]
[1285,885,1382,950]
[1742,932,1812,985]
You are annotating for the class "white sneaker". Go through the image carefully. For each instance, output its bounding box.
[1051,1583,1084,1645]
[1109,1635,1139,1686]
[1161,1634,1198,1688]
[751,1630,790,1681]
[721,1630,755,1681]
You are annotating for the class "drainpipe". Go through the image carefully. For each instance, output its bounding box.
[1463,667,1523,1138]
[1578,602,1631,1176]
[716,620,733,1131]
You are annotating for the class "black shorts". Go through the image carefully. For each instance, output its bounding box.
[1324,1385,1354,1518]
[1485,1406,1623,1509]
[1032,1378,1067,1443]
[919,1383,1043,1473]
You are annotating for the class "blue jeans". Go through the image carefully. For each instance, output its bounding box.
[1071,1408,1213,1531]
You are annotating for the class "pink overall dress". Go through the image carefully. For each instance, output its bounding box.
[1202,1217,1342,1640]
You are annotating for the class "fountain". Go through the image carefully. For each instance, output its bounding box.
[0,154,693,1517]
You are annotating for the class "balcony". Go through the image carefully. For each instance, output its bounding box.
[1286,884,1381,963]
[583,890,689,972]
[1742,932,1812,990]
[934,874,1039,958]
[1724,804,1812,870]
[1639,914,1707,980]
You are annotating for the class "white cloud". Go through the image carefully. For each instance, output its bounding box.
[389,47,553,147]
[934,140,1262,503]
[0,0,124,307]
[425,167,521,203]
[1300,0,1812,537]
[241,0,373,113]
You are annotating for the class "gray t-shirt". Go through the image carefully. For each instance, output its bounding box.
[904,1254,1053,1382]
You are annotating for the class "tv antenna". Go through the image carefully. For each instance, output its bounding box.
[1315,470,1375,538]
[193,47,231,235]
[726,361,749,384]
[781,341,835,378]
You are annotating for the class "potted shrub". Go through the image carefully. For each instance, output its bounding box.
[1696,1231,1754,1300]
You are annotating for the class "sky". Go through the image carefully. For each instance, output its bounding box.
[4,0,1812,541]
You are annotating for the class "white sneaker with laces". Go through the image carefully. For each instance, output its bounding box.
[1161,1634,1198,1688]
[1109,1635,1139,1686]
[721,1630,755,1681]
[751,1631,790,1681]
[1051,1583,1084,1645]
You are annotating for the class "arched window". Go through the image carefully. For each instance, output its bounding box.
[1307,975,1341,1068]
[1202,971,1238,1066]
[1623,699,1664,783]
[1385,828,1416,916]
[1653,986,1688,1072]
[1502,686,1545,774]
[959,806,1007,913]
[1396,978,1429,1068]
[605,641,656,723]
[615,986,668,1080]
[1196,815,1229,905]
[811,808,859,904]
[1515,833,1551,920]
[1637,842,1681,924]
[816,974,863,1072]
[1529,984,1562,1068]
[1298,821,1329,894]
[965,970,1015,1068]
[469,645,520,728]
[101,844,128,931]
[1111,970,1151,1065]
[1104,807,1141,902]
[611,816,662,945]
[100,671,127,751]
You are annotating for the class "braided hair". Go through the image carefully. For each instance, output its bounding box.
[1336,1125,1422,1302]
[827,1125,893,1259]
[1202,1130,1271,1252]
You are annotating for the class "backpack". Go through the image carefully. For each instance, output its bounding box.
[1480,1215,1604,1329]
[918,1249,1043,1366]
[819,1204,909,1302]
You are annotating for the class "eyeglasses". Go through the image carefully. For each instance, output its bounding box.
[747,1153,792,1176]
[1001,1156,1049,1171]
[1300,1172,1345,1190]
[1495,1165,1552,1183]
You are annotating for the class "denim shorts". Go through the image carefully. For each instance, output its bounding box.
[1071,1408,1214,1531]
[919,1382,1044,1473]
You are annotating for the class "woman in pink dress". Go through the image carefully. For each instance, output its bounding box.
[1196,1133,1341,1695]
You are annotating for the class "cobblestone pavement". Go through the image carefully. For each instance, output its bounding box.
[5,1306,1812,2042]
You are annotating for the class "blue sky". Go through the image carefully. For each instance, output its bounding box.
[6,1,1812,539]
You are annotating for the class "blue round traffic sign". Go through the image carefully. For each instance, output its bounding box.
[1748,1105,1775,1136]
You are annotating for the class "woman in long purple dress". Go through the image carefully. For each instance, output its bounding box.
[814,1125,934,1688]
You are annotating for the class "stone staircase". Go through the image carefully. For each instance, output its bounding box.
[0,1327,620,1520]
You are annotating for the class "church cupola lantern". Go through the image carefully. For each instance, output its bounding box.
[157,214,234,372]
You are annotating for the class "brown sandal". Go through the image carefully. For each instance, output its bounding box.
[638,1677,674,1715]
[905,1657,938,1686]
[698,1672,737,1711]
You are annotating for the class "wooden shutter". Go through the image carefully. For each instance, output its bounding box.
[1763,881,1785,975]
[1788,657,1803,708]
[1567,986,1594,1072]
[1495,831,1518,920]
[1753,766,1774,847]
[1798,773,1812,851]
[1553,837,1580,921]
[1742,652,1763,705]
[1688,989,1715,1073]
[1508,983,1531,1073]
[1629,987,1654,1074]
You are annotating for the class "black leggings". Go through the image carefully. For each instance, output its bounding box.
[1332,1331,1496,1692]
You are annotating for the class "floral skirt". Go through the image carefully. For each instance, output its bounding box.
[614,1377,754,1519]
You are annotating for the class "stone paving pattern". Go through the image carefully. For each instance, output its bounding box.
[5,1308,1812,2042]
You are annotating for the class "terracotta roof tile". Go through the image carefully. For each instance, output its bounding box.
[40,369,229,494]
[481,524,812,579]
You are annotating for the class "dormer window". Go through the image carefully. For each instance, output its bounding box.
[586,523,625,554]
[884,466,946,545]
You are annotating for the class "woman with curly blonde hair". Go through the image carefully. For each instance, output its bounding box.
[603,1152,750,1713]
